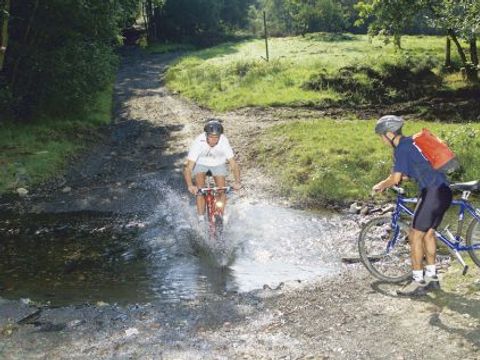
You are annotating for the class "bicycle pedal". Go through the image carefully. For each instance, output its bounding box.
[462,265,469,276]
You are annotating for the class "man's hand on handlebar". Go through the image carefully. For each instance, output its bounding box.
[188,185,198,195]
[371,182,385,194]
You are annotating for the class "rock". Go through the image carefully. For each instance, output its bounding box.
[16,188,29,197]
[381,204,395,214]
[125,327,139,337]
[62,186,72,193]
[360,206,369,216]
[348,202,361,214]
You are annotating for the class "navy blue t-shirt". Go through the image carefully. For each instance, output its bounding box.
[393,136,448,190]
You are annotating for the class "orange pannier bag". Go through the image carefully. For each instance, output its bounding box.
[412,128,459,173]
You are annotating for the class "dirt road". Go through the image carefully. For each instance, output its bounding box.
[1,49,479,360]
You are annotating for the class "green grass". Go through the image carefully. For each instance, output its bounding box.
[0,86,113,194]
[165,33,469,111]
[254,118,480,206]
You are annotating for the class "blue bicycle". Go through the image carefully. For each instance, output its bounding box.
[358,180,480,282]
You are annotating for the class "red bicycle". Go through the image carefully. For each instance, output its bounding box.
[197,182,231,242]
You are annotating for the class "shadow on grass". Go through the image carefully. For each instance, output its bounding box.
[304,32,355,42]
[187,41,244,61]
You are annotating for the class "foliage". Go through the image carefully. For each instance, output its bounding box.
[153,0,254,42]
[249,0,349,36]
[355,0,479,82]
[423,0,480,41]
[254,119,480,205]
[355,0,422,48]
[0,76,12,117]
[1,0,136,119]
[423,0,480,82]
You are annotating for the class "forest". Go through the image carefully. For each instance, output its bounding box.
[0,0,478,120]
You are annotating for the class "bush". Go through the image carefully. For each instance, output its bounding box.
[38,42,118,116]
[302,56,442,104]
[3,0,130,119]
[0,77,13,118]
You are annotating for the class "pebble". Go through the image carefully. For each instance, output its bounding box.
[16,188,29,197]
[125,327,139,337]
[348,202,361,214]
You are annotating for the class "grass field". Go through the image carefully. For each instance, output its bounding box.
[254,118,480,205]
[0,87,112,194]
[165,33,468,111]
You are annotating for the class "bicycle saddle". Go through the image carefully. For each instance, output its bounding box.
[450,180,480,191]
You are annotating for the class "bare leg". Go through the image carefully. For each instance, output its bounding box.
[213,176,227,212]
[195,173,206,215]
[424,228,437,266]
[409,228,426,271]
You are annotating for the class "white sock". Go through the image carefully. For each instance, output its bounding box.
[412,270,424,282]
[425,265,436,277]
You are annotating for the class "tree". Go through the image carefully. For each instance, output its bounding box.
[2,0,143,119]
[422,0,479,83]
[250,0,347,36]
[356,0,479,83]
[153,0,253,42]
[355,0,421,49]
[0,0,10,71]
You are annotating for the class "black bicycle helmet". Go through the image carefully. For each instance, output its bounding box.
[375,115,404,135]
[204,119,224,135]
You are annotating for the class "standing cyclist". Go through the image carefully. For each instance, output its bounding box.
[372,115,452,297]
[183,119,241,223]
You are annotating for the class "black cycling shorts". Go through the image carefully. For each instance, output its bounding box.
[413,184,452,232]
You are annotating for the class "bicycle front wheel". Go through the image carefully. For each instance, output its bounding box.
[466,217,480,267]
[358,216,412,283]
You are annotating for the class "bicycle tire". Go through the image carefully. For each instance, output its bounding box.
[466,217,480,267]
[358,216,412,283]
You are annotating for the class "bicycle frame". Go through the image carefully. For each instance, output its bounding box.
[198,184,231,240]
[391,191,480,253]
[202,188,226,223]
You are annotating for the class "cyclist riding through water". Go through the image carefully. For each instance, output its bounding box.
[183,119,241,224]
[372,115,453,297]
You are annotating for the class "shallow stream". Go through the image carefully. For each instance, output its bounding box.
[0,182,357,306]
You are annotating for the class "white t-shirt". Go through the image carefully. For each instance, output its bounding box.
[187,133,235,167]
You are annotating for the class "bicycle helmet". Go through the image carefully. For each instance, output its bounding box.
[204,119,224,135]
[375,115,404,135]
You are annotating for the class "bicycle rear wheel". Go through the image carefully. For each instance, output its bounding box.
[358,216,412,283]
[466,218,480,267]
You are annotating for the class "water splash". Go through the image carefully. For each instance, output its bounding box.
[0,178,360,304]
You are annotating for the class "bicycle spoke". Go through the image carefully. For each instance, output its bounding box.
[467,218,480,267]
[358,216,412,283]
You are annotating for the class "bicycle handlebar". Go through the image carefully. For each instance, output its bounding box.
[390,186,405,195]
[391,180,480,196]
[197,186,232,195]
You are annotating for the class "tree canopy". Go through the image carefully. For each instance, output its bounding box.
[0,0,140,118]
[356,0,479,82]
